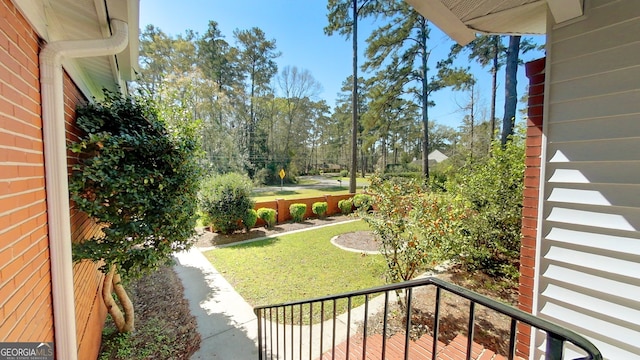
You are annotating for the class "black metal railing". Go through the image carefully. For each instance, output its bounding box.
[254,277,602,360]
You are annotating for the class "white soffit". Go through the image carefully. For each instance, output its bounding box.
[465,1,547,34]
[547,0,584,23]
[405,0,476,44]
[13,0,139,96]
[405,0,552,44]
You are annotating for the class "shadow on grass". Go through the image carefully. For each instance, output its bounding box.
[232,237,281,249]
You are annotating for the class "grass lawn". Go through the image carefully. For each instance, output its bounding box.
[204,220,386,324]
[252,186,351,202]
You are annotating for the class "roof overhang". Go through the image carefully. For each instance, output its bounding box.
[13,0,140,98]
[404,0,584,45]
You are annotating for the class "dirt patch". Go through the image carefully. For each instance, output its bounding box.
[363,269,519,355]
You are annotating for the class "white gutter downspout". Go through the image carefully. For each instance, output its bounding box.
[40,19,129,360]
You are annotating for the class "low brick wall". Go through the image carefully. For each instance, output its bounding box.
[253,194,355,226]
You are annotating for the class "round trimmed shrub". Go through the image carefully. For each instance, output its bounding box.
[243,209,258,231]
[312,202,328,219]
[340,170,349,177]
[289,203,307,223]
[338,199,353,215]
[257,208,276,228]
[353,193,373,212]
[199,173,255,234]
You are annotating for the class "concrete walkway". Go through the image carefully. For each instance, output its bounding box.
[174,247,259,359]
[173,220,365,360]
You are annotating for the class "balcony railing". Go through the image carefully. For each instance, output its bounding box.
[254,277,602,360]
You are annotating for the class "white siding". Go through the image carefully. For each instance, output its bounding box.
[537,0,640,358]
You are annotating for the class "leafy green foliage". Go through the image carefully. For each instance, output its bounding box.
[352,193,373,212]
[289,203,307,222]
[242,209,258,231]
[360,176,466,283]
[257,208,276,228]
[311,202,328,218]
[69,90,201,279]
[340,169,349,177]
[338,199,353,215]
[445,135,525,278]
[199,173,255,234]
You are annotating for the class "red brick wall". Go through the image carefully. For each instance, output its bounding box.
[1,1,106,358]
[0,0,54,343]
[516,57,545,358]
[63,72,107,360]
[255,194,354,224]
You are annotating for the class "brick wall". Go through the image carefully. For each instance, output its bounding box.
[63,72,107,360]
[516,57,545,358]
[0,0,54,343]
[1,0,107,358]
[254,194,354,225]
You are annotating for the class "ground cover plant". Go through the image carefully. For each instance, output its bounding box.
[204,221,386,324]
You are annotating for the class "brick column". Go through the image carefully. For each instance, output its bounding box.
[516,57,545,358]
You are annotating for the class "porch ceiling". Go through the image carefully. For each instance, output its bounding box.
[404,0,584,44]
[13,0,139,97]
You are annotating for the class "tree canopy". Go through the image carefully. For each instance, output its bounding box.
[135,6,541,181]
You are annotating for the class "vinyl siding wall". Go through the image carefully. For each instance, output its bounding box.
[535,0,640,358]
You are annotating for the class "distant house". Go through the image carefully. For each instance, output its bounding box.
[0,1,139,359]
[407,0,640,358]
[320,163,343,172]
[410,149,449,167]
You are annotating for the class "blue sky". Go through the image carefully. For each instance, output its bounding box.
[139,0,545,129]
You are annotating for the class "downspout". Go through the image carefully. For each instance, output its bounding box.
[40,19,129,360]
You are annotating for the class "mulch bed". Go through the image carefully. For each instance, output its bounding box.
[332,230,381,252]
[193,214,356,247]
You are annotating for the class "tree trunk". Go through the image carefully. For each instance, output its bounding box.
[102,265,135,333]
[501,36,521,145]
[350,0,358,194]
[420,17,430,180]
[490,35,499,146]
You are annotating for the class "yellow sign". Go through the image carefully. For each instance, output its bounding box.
[279,169,286,179]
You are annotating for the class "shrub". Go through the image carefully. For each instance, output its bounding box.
[312,202,328,218]
[199,173,255,234]
[445,135,525,279]
[360,175,466,283]
[340,169,349,177]
[338,199,353,215]
[68,90,202,333]
[257,208,277,228]
[353,193,373,212]
[242,209,258,231]
[289,203,307,222]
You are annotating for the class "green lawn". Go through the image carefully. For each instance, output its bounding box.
[204,220,386,323]
[252,186,351,202]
